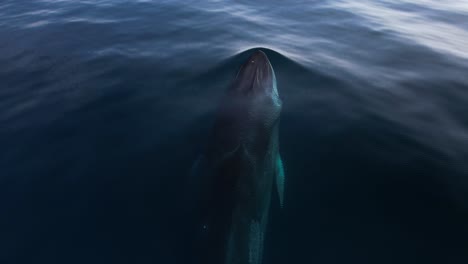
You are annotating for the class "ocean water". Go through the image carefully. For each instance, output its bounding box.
[1,0,468,263]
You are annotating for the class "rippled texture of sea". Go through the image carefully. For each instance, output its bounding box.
[1,0,468,263]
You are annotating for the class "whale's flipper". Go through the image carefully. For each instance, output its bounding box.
[186,155,209,210]
[276,155,285,208]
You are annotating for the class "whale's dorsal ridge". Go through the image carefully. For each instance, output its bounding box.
[197,50,283,264]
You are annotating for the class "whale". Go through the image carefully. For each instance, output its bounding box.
[192,50,285,264]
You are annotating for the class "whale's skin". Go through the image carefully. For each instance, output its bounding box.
[194,51,284,264]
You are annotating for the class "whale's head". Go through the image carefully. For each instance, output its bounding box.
[212,50,282,156]
[226,50,282,114]
[230,50,279,102]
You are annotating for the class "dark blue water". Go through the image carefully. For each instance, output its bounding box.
[1,0,468,263]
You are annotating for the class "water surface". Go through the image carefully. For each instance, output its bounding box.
[1,0,468,263]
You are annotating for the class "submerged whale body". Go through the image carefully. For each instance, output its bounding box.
[193,50,285,264]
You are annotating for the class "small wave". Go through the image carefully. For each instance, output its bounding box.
[64,17,122,24]
[335,0,468,60]
[179,47,319,85]
[24,20,51,28]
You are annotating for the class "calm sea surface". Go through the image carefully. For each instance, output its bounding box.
[1,0,468,263]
